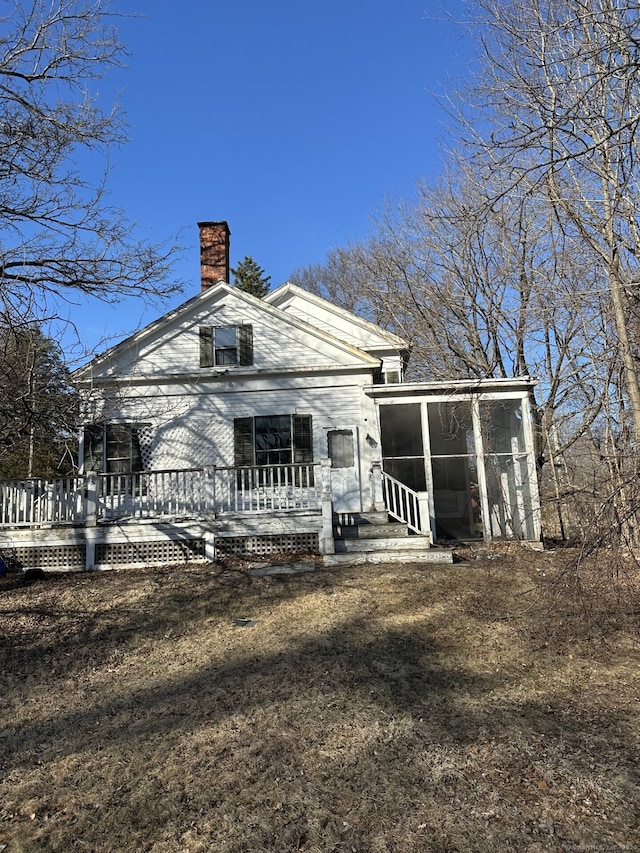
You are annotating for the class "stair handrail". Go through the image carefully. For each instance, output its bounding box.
[381,470,430,537]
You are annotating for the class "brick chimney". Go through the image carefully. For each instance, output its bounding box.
[198,221,230,291]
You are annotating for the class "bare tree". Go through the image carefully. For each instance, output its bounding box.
[293,174,608,437]
[292,0,640,540]
[456,0,640,444]
[291,169,622,537]
[0,0,181,330]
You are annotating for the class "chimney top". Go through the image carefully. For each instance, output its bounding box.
[198,220,230,291]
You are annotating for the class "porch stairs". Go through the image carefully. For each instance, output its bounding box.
[324,511,453,567]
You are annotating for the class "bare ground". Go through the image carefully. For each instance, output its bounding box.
[0,548,639,852]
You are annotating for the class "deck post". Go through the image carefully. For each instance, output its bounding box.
[371,460,385,511]
[85,529,97,571]
[86,473,98,528]
[85,473,98,570]
[204,530,216,562]
[319,459,335,554]
[205,466,216,517]
[417,492,432,543]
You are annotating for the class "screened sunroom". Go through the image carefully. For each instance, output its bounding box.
[368,379,541,544]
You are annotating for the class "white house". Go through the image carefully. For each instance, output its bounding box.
[0,221,541,571]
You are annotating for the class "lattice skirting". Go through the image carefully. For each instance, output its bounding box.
[8,544,86,571]
[1,525,321,571]
[95,538,206,567]
[215,532,319,557]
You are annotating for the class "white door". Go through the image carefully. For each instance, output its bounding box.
[326,426,362,513]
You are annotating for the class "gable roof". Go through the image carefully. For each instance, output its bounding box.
[265,282,409,354]
[73,282,382,383]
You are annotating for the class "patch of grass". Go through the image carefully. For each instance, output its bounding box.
[0,554,639,852]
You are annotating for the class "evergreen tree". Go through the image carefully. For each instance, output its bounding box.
[0,324,79,478]
[231,256,271,299]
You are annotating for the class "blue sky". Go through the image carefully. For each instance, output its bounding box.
[66,0,471,356]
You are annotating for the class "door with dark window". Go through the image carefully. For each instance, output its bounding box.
[326,426,361,512]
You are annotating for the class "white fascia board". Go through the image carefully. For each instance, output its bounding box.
[365,377,538,398]
[77,372,375,410]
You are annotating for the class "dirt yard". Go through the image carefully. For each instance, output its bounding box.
[0,549,639,852]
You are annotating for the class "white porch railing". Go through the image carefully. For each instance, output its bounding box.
[98,464,320,519]
[98,469,214,521]
[0,476,86,527]
[381,470,431,537]
[213,464,320,513]
[0,465,322,527]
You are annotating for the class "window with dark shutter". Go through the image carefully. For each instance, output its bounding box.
[84,425,104,472]
[83,424,146,495]
[83,424,145,474]
[233,414,314,486]
[234,416,255,489]
[234,417,254,467]
[200,324,253,367]
[293,415,313,463]
[293,414,313,485]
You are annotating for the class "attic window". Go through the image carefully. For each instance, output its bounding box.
[199,325,253,367]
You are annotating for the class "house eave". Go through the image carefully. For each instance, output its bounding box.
[267,282,410,350]
[74,361,381,389]
[72,282,381,383]
[365,376,537,398]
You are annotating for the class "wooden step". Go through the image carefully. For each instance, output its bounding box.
[334,522,408,540]
[323,546,453,567]
[334,536,428,553]
[333,511,389,527]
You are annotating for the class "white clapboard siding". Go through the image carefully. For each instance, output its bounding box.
[109,380,368,472]
[72,283,392,518]
[141,322,366,376]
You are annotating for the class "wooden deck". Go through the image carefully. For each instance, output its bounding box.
[0,463,436,572]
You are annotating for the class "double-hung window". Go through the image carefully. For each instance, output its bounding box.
[199,325,253,367]
[234,414,314,485]
[84,424,144,473]
[83,424,146,495]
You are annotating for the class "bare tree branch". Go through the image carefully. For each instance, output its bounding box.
[0,1,182,330]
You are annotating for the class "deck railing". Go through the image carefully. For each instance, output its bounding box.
[213,464,319,513]
[98,469,215,521]
[0,476,86,527]
[381,470,431,537]
[0,464,322,527]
